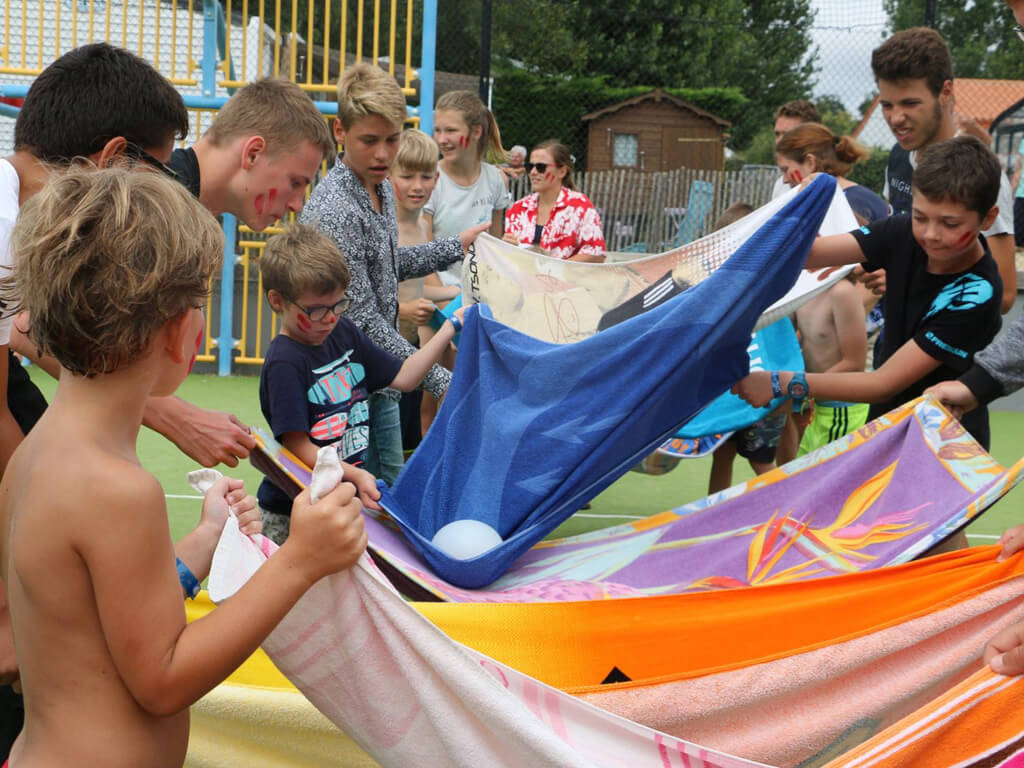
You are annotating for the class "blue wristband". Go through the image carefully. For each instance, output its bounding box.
[176,557,201,599]
[770,371,783,398]
[449,314,463,333]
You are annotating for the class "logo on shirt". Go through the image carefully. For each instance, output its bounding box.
[307,352,370,458]
[923,273,993,320]
[890,178,912,197]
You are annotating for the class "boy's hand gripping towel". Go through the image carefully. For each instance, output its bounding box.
[204,453,770,768]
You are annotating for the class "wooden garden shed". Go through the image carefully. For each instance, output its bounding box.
[581,89,730,173]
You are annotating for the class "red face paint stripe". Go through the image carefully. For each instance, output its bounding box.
[957,231,974,246]
[254,194,265,216]
[296,314,312,331]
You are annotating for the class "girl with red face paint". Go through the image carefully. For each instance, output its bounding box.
[503,140,606,262]
[423,90,512,289]
[775,123,887,227]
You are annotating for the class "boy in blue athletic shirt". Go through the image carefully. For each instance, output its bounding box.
[733,135,1002,452]
[257,223,466,543]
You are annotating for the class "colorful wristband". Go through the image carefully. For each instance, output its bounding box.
[449,314,463,333]
[770,371,783,399]
[176,557,201,599]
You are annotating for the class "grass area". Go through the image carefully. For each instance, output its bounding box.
[26,366,1024,546]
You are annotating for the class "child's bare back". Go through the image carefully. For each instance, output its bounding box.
[1,415,192,767]
[0,169,367,768]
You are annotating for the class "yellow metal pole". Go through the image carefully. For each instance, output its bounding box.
[322,0,330,84]
[372,0,378,63]
[356,0,362,62]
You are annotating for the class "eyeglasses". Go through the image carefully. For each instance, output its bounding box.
[1016,25,1024,43]
[525,162,556,174]
[125,142,178,180]
[288,296,351,322]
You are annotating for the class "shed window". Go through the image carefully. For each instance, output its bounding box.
[613,133,639,167]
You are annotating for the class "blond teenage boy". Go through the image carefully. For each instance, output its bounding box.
[300,63,486,485]
[257,223,466,542]
[0,169,366,768]
[168,77,336,232]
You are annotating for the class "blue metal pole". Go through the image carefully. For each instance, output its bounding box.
[218,214,238,376]
[419,0,437,134]
[201,0,220,98]
[203,0,235,374]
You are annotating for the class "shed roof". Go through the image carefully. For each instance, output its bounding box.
[581,88,730,128]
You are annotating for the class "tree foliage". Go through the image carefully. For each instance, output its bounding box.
[492,68,749,171]
[435,0,818,151]
[884,0,1024,79]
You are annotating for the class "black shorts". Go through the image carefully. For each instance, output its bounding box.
[728,410,787,464]
[7,350,47,434]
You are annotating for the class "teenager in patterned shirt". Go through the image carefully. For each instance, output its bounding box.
[503,140,605,261]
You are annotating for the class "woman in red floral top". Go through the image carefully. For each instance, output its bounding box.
[503,140,605,261]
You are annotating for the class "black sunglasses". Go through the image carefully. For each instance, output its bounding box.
[525,161,556,174]
[288,296,352,322]
[125,142,178,180]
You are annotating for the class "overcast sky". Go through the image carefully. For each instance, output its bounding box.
[808,0,888,115]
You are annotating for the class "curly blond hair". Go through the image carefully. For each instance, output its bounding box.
[4,167,222,376]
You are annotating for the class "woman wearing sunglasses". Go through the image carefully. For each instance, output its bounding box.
[503,140,605,261]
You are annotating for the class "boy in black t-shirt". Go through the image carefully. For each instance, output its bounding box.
[257,223,465,543]
[733,135,1002,450]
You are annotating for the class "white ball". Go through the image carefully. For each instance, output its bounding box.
[431,519,503,560]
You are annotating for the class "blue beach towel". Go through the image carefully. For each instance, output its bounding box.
[675,317,804,439]
[379,176,838,588]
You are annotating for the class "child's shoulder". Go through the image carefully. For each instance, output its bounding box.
[8,434,163,534]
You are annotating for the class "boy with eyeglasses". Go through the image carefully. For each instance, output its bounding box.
[256,223,465,543]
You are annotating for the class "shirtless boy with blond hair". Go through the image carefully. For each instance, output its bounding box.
[0,169,366,768]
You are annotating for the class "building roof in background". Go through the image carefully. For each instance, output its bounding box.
[581,88,731,128]
[854,78,1024,148]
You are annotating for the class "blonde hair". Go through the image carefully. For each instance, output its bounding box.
[261,222,350,303]
[206,77,335,158]
[394,128,439,174]
[435,90,506,165]
[5,168,222,376]
[776,123,870,178]
[336,63,407,130]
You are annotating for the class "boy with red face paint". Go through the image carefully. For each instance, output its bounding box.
[733,136,1003,454]
[167,78,336,233]
[257,223,465,543]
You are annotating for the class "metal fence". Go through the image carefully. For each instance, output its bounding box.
[507,167,778,252]
[0,0,434,374]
